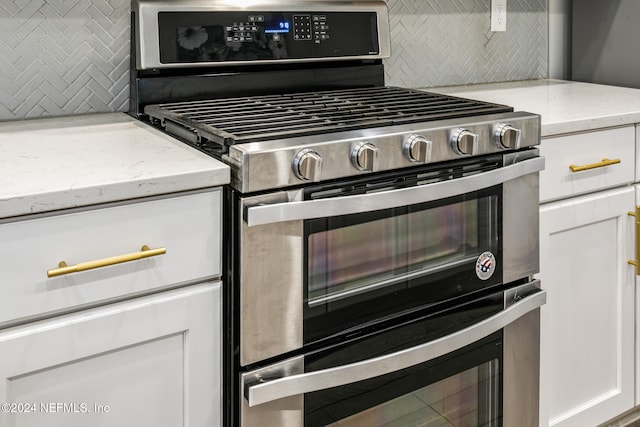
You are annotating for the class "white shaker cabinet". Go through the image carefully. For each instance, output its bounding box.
[538,126,636,427]
[539,187,635,427]
[0,189,224,427]
[0,282,221,427]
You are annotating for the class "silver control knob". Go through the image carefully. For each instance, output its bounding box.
[293,149,323,181]
[404,134,432,163]
[351,142,379,171]
[451,128,479,156]
[495,123,521,149]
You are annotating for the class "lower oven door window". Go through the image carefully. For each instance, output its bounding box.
[303,290,504,427]
[305,185,502,343]
[308,335,501,427]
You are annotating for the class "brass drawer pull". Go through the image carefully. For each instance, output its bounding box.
[569,158,621,173]
[47,245,166,278]
[628,207,640,276]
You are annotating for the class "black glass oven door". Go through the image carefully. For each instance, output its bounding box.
[304,184,502,343]
[240,286,547,427]
[241,283,546,427]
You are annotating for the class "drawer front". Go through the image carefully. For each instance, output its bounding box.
[540,126,635,203]
[0,190,221,326]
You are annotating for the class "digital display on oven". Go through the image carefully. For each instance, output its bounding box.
[264,20,290,34]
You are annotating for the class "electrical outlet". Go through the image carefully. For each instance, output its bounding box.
[491,0,507,32]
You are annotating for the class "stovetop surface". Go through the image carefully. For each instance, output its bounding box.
[144,86,512,147]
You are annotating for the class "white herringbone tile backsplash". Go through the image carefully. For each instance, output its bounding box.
[0,0,130,121]
[0,0,548,121]
[385,0,548,88]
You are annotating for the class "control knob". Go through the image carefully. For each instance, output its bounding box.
[404,134,432,163]
[450,128,479,156]
[351,142,379,172]
[495,124,521,149]
[293,149,323,181]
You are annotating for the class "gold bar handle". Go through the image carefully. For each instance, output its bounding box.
[569,158,621,173]
[628,208,640,276]
[47,245,166,278]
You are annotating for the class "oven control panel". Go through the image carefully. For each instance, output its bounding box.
[155,10,384,66]
[222,14,327,43]
[280,113,539,188]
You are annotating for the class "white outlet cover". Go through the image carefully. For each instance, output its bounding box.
[491,0,507,32]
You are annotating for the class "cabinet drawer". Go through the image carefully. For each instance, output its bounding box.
[539,126,635,203]
[0,190,222,326]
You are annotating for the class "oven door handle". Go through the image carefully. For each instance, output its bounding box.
[243,284,546,407]
[244,155,544,226]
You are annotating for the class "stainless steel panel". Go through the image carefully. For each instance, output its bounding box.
[245,155,545,226]
[241,356,304,427]
[228,112,541,193]
[239,192,304,366]
[503,150,542,284]
[503,306,541,427]
[243,281,546,407]
[132,0,391,70]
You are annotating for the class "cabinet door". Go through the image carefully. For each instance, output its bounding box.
[0,282,221,427]
[539,187,634,427]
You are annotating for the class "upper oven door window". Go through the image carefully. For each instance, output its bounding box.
[304,159,503,343]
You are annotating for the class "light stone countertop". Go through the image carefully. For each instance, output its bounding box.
[426,79,640,137]
[0,113,229,220]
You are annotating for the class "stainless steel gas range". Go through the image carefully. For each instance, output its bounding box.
[130,1,546,426]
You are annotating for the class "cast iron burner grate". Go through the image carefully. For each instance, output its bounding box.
[144,86,512,146]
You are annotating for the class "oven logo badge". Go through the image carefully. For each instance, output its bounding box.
[475,251,496,280]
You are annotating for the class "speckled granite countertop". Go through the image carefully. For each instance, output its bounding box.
[0,113,229,220]
[427,79,640,137]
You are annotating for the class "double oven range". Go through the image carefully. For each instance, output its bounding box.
[130,1,546,426]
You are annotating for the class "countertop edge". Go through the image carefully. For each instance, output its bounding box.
[540,114,640,138]
[0,169,230,220]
